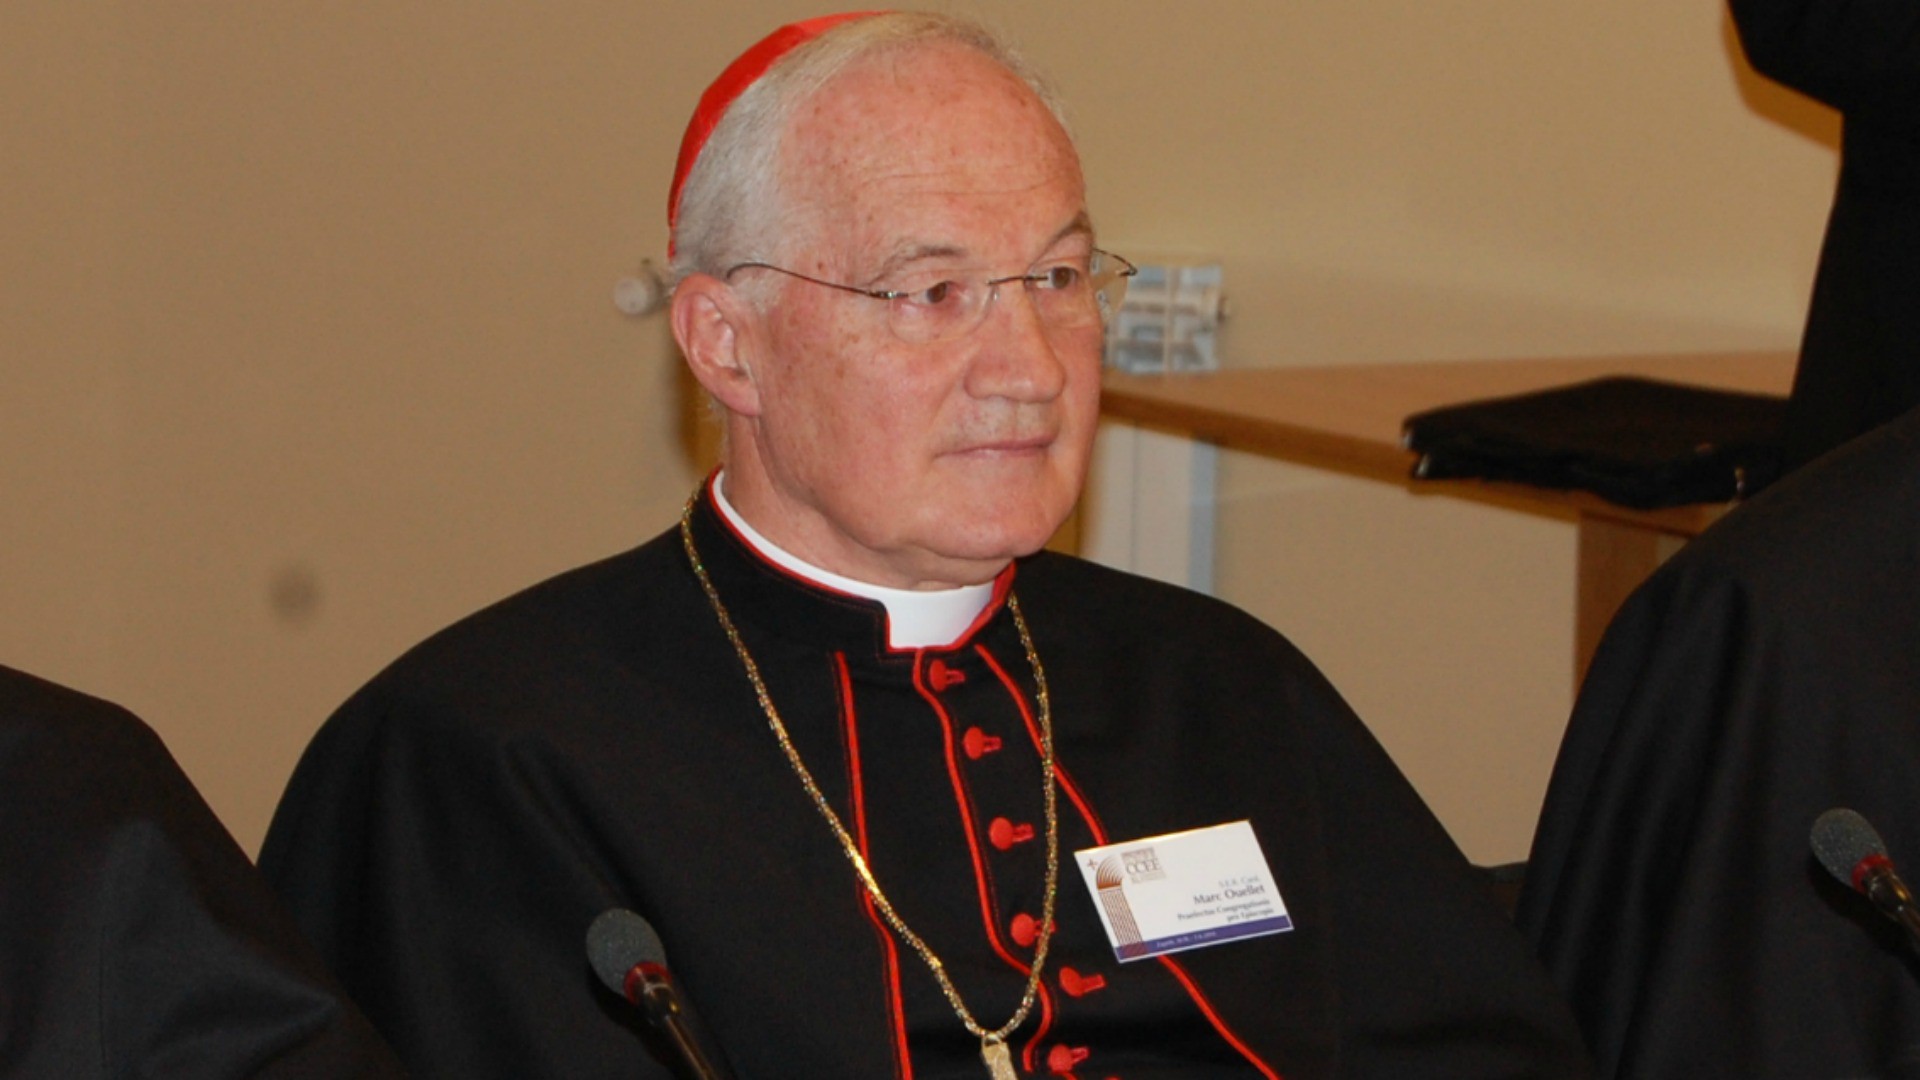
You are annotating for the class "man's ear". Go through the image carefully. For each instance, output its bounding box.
[671,272,763,418]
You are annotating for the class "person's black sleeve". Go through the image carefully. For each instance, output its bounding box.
[0,664,406,1079]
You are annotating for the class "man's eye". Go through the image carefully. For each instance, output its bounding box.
[908,280,963,307]
[1034,266,1082,291]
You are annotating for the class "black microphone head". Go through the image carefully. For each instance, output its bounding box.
[1812,808,1889,888]
[587,908,668,995]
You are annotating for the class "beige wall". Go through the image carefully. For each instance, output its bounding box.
[2,2,1836,860]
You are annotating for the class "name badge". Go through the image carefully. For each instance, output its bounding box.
[1073,820,1292,963]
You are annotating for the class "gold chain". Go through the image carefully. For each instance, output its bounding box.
[679,494,1060,1061]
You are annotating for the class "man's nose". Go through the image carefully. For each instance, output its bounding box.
[963,282,1073,403]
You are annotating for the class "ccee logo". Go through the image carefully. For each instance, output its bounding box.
[1122,846,1167,883]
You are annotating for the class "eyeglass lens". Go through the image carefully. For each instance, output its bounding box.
[887,253,1132,343]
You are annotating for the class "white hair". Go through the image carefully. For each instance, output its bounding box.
[667,11,1071,286]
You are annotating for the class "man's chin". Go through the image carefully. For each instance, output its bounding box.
[930,513,1073,568]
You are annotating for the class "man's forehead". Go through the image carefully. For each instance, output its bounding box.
[777,46,1085,266]
[789,43,1073,176]
[791,177,1090,279]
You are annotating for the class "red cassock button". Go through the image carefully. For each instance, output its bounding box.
[1010,912,1038,948]
[989,817,1035,850]
[1047,1044,1091,1073]
[963,726,1002,759]
[927,659,966,690]
[1058,967,1107,997]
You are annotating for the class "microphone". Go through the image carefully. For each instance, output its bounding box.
[1811,807,1920,957]
[586,908,734,1080]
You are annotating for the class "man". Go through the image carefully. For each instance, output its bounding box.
[262,13,1588,1078]
[1730,0,1920,473]
[1519,404,1920,1078]
[0,663,403,1078]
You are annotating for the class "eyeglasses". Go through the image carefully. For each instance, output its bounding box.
[724,249,1137,344]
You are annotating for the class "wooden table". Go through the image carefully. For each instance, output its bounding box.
[1100,350,1797,679]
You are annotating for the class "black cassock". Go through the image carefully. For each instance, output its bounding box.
[1731,0,1920,471]
[1518,405,1920,1077]
[0,664,403,1079]
[262,483,1588,1079]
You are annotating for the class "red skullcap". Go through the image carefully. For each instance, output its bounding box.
[667,11,885,257]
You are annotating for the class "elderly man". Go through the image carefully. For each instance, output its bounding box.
[262,13,1587,1078]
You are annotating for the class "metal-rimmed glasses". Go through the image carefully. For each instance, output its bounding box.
[724,249,1137,344]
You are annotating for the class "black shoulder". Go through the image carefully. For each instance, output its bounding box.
[1656,407,1920,612]
[0,663,171,782]
[1008,551,1348,730]
[1014,550,1301,659]
[352,528,690,709]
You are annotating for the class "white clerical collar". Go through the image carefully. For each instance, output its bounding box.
[711,474,995,650]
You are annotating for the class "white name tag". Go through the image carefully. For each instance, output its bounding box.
[1073,820,1292,963]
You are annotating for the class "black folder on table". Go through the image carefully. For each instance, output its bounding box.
[1402,375,1788,510]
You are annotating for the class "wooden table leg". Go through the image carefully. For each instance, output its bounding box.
[1575,516,1686,687]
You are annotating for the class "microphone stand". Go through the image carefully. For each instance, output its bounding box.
[1858,857,1920,960]
[626,963,732,1080]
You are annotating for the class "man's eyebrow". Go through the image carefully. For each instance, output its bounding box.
[866,213,1099,284]
[1053,212,1096,248]
[1029,213,1097,260]
[867,243,968,284]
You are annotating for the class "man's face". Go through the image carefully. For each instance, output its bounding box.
[728,43,1103,590]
